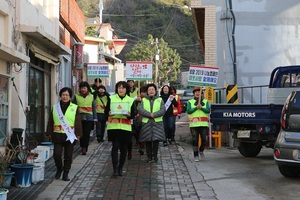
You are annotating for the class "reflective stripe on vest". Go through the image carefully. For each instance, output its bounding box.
[53,125,75,131]
[142,97,163,123]
[107,94,134,131]
[53,103,77,133]
[95,96,108,114]
[173,95,179,115]
[188,99,209,127]
[75,93,94,114]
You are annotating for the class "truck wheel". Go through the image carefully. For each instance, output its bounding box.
[238,142,262,157]
[278,165,300,178]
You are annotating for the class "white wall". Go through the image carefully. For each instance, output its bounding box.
[202,0,300,88]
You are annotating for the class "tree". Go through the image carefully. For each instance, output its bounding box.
[126,34,182,86]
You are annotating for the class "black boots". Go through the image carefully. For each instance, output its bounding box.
[127,149,132,160]
[112,166,123,176]
[118,167,123,176]
[113,164,118,176]
[55,168,62,179]
[62,171,70,181]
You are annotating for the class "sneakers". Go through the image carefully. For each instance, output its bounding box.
[194,156,200,162]
[200,152,205,158]
[163,142,168,147]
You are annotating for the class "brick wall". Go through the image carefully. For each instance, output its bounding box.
[60,0,85,46]
[191,0,217,66]
[204,6,216,66]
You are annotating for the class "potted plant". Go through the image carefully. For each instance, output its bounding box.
[0,130,16,190]
[0,188,9,200]
[0,150,15,189]
[0,151,13,199]
[7,131,37,188]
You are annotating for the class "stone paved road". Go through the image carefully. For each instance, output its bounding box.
[57,141,206,199]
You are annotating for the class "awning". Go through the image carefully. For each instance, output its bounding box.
[100,52,122,63]
[19,25,71,55]
[0,42,30,63]
[28,44,60,65]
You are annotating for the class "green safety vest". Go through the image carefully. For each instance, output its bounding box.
[90,87,95,93]
[53,103,77,133]
[75,93,94,114]
[129,88,139,98]
[141,97,163,123]
[95,95,108,114]
[107,94,134,131]
[188,99,209,127]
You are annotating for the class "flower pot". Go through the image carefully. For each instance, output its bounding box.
[0,188,9,200]
[31,165,43,184]
[0,171,15,189]
[10,164,35,188]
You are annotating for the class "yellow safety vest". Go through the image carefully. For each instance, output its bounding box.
[141,97,163,123]
[95,95,108,114]
[90,87,95,93]
[107,94,134,131]
[188,99,209,127]
[53,103,77,133]
[75,93,94,114]
[129,88,139,98]
[173,95,179,115]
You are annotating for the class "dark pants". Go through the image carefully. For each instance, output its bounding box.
[52,132,75,172]
[190,126,208,156]
[80,120,94,149]
[95,118,106,140]
[111,138,128,170]
[145,140,159,159]
[163,115,176,140]
[128,124,145,153]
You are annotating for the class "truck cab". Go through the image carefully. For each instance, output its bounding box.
[210,65,300,157]
[268,65,300,104]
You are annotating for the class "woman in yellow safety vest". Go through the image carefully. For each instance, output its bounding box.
[105,81,135,176]
[138,83,166,163]
[73,81,97,155]
[46,87,82,181]
[126,80,139,159]
[186,86,210,162]
[94,85,110,143]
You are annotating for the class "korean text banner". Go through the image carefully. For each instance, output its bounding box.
[126,61,153,80]
[87,63,109,78]
[188,65,219,87]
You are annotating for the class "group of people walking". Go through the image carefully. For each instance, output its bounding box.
[45,79,210,181]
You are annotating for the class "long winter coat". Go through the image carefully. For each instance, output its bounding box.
[138,95,166,142]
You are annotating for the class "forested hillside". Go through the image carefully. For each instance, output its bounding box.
[77,0,203,73]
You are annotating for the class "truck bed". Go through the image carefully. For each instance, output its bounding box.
[210,103,283,125]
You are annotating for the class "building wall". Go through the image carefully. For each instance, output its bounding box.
[192,0,300,100]
[60,0,86,45]
[0,0,85,143]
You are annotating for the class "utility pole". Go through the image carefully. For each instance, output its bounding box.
[154,38,159,86]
